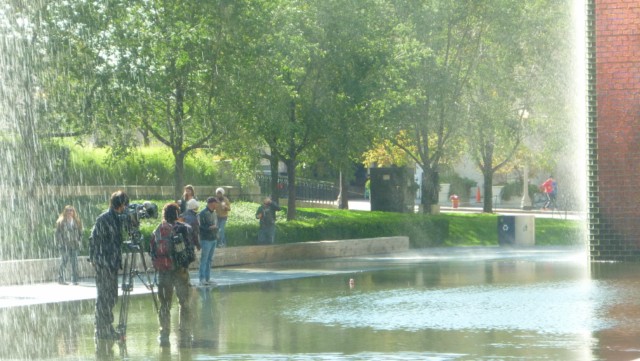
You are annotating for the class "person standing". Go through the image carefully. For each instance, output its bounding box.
[150,202,196,346]
[256,197,282,245]
[214,187,231,248]
[89,190,129,340]
[182,199,201,253]
[55,205,83,285]
[179,185,196,216]
[198,197,218,286]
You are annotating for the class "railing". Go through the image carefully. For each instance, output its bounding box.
[256,174,339,204]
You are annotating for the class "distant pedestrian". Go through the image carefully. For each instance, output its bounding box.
[179,185,196,216]
[198,197,218,286]
[55,205,83,285]
[256,197,282,245]
[540,176,557,210]
[364,176,371,200]
[182,199,201,253]
[214,187,231,247]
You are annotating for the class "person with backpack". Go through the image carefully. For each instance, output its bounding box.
[256,197,282,245]
[149,202,196,346]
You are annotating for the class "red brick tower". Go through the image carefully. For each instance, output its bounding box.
[590,0,640,260]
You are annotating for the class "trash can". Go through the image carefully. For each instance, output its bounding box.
[498,215,535,246]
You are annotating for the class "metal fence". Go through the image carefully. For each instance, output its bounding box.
[256,174,339,204]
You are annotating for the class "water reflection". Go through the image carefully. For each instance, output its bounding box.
[4,248,640,360]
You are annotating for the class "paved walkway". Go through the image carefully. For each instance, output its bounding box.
[348,199,584,220]
[0,265,360,309]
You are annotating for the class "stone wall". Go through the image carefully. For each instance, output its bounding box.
[591,0,640,260]
[0,236,409,286]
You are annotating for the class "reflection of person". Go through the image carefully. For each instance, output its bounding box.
[198,197,218,286]
[89,190,129,340]
[256,197,282,245]
[541,176,557,210]
[214,187,231,248]
[179,185,196,215]
[150,202,196,346]
[55,205,83,285]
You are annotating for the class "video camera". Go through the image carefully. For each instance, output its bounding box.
[122,201,158,243]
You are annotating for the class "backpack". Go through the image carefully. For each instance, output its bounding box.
[151,222,195,271]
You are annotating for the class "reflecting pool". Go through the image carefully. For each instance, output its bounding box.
[2,246,640,360]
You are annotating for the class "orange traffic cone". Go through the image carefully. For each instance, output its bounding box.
[476,187,481,203]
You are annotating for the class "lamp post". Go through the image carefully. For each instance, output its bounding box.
[521,164,532,209]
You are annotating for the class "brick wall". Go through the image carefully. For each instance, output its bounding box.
[591,0,640,260]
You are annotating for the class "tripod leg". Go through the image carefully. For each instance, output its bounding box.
[137,246,159,313]
[117,250,134,342]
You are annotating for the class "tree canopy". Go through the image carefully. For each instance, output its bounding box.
[21,0,576,215]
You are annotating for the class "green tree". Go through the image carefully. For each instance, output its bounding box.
[41,0,249,198]
[380,1,485,213]
[464,0,571,212]
[236,0,391,218]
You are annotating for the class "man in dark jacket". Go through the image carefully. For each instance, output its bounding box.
[198,197,218,286]
[256,197,281,245]
[90,190,129,340]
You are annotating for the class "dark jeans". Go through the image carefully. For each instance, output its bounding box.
[94,266,118,337]
[258,224,276,245]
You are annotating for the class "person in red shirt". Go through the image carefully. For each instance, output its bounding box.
[540,176,557,210]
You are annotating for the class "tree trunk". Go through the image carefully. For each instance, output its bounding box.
[284,159,297,220]
[482,170,494,213]
[174,151,185,201]
[269,152,280,203]
[421,167,440,214]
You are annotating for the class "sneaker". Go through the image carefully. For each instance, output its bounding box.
[205,280,217,286]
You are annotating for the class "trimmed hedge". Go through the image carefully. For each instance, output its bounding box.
[4,197,583,260]
[108,201,585,250]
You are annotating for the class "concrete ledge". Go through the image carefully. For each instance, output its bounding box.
[0,236,409,286]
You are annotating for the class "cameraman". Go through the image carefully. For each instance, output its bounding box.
[89,190,129,340]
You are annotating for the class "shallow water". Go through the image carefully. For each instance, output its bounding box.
[2,247,640,360]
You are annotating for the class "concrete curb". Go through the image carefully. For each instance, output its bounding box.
[0,236,409,286]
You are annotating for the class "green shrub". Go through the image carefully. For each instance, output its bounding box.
[3,197,583,260]
[39,141,224,186]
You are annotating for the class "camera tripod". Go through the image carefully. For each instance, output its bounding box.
[116,241,158,343]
